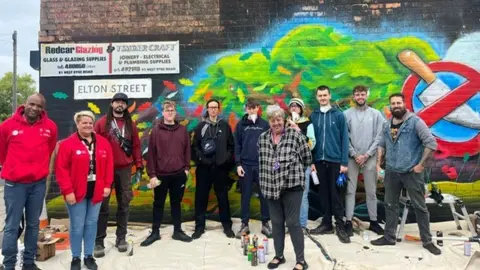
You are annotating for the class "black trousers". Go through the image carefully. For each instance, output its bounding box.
[315,161,345,225]
[96,166,132,244]
[194,165,233,230]
[152,171,187,232]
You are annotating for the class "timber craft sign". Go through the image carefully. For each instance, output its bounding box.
[40,41,180,77]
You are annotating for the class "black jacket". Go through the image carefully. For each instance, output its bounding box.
[192,118,234,168]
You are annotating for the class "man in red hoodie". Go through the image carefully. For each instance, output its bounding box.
[0,94,57,270]
[93,93,143,257]
[140,100,192,246]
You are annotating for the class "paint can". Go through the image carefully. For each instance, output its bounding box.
[247,245,254,261]
[464,241,471,256]
[251,248,258,266]
[436,231,443,246]
[258,245,265,263]
[263,238,269,254]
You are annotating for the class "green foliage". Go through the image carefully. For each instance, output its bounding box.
[188,24,440,116]
[0,72,37,121]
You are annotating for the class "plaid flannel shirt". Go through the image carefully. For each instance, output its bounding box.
[258,128,312,200]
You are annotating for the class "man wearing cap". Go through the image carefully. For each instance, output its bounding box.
[93,93,143,257]
[234,98,272,238]
[286,98,316,233]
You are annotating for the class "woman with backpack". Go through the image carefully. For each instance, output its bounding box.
[191,99,235,240]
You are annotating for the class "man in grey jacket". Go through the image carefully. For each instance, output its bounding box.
[344,85,385,236]
[371,93,441,255]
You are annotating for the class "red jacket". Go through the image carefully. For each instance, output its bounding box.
[147,120,190,177]
[55,133,114,204]
[94,115,142,169]
[0,106,57,183]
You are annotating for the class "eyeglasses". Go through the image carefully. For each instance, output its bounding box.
[208,107,219,110]
[164,110,176,113]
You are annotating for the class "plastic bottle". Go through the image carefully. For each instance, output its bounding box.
[311,170,319,185]
[147,179,161,189]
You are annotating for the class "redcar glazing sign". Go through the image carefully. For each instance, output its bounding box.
[40,41,180,77]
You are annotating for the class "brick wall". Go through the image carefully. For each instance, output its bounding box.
[39,0,480,223]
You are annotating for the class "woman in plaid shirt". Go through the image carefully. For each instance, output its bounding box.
[258,105,312,270]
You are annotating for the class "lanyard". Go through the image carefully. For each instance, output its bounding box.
[112,119,125,137]
[81,140,96,176]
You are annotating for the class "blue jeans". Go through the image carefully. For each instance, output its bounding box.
[240,165,270,224]
[2,179,46,268]
[299,167,311,228]
[66,198,102,258]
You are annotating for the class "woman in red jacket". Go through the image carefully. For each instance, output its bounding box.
[56,111,114,270]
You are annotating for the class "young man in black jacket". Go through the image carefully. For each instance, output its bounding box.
[234,98,272,238]
[191,99,235,239]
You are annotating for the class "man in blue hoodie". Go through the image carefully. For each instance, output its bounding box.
[309,85,351,244]
[234,98,272,238]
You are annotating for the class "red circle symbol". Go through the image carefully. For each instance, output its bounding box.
[402,61,480,157]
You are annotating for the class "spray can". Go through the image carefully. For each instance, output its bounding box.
[464,241,471,256]
[251,248,258,266]
[247,245,254,261]
[263,238,269,254]
[258,245,265,263]
[436,231,443,246]
[243,240,248,256]
[253,235,258,248]
[241,233,246,248]
[244,235,250,246]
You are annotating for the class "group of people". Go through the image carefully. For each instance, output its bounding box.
[0,83,441,270]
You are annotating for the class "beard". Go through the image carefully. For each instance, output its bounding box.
[355,100,366,107]
[391,107,407,119]
[114,106,125,113]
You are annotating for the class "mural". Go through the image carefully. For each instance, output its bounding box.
[44,17,479,223]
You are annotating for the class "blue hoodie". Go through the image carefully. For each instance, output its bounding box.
[310,106,349,166]
[234,114,270,166]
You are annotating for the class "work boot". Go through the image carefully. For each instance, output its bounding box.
[192,228,205,239]
[116,238,128,252]
[236,223,250,239]
[345,220,353,237]
[83,256,98,270]
[93,244,105,258]
[371,236,396,246]
[423,243,441,255]
[335,223,351,243]
[172,230,192,242]
[309,224,334,235]
[224,227,235,238]
[261,222,273,238]
[21,264,41,270]
[368,221,385,235]
[70,257,81,270]
[140,231,161,246]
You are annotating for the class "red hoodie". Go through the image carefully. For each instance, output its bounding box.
[0,106,57,183]
[55,133,114,204]
[94,115,142,169]
[147,120,190,177]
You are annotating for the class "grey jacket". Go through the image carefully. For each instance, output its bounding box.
[379,111,437,173]
[344,106,386,158]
